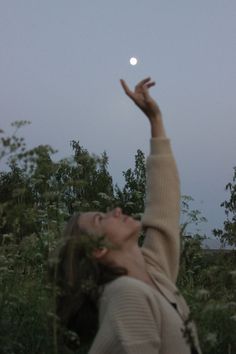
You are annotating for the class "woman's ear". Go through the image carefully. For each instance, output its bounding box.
[92,247,108,260]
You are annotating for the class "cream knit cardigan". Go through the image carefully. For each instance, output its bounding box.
[89,138,201,354]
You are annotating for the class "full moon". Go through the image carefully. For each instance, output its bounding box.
[130,57,138,66]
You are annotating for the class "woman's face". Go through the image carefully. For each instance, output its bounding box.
[78,208,141,247]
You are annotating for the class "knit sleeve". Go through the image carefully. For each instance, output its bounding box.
[141,138,181,282]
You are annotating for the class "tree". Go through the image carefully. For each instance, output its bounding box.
[213,167,236,247]
[178,195,207,289]
[0,122,57,241]
[0,123,115,243]
[65,140,114,213]
[115,149,146,218]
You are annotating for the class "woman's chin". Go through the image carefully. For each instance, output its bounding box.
[136,220,142,231]
[131,219,142,237]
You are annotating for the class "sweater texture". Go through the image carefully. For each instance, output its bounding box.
[89,138,201,354]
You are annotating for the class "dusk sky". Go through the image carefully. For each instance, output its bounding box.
[1,1,236,247]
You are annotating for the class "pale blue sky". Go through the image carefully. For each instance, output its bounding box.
[1,1,236,247]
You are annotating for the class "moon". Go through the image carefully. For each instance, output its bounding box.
[129,57,138,66]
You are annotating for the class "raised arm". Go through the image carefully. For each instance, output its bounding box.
[120,78,180,282]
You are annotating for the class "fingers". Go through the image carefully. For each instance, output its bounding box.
[136,78,155,92]
[120,77,155,99]
[120,79,134,99]
[142,81,155,101]
[136,77,151,89]
[145,81,156,89]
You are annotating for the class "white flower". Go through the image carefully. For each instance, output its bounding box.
[206,332,217,345]
[196,289,209,300]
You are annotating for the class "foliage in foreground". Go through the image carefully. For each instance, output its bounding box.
[0,122,235,354]
[213,166,236,247]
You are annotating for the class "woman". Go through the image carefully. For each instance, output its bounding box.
[55,78,201,353]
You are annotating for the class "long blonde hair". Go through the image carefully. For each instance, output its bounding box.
[51,212,127,348]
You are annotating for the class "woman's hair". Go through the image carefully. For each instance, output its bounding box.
[51,212,127,349]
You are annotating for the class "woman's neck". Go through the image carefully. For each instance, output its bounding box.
[106,244,156,289]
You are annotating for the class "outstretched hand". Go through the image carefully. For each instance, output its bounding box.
[120,77,162,121]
